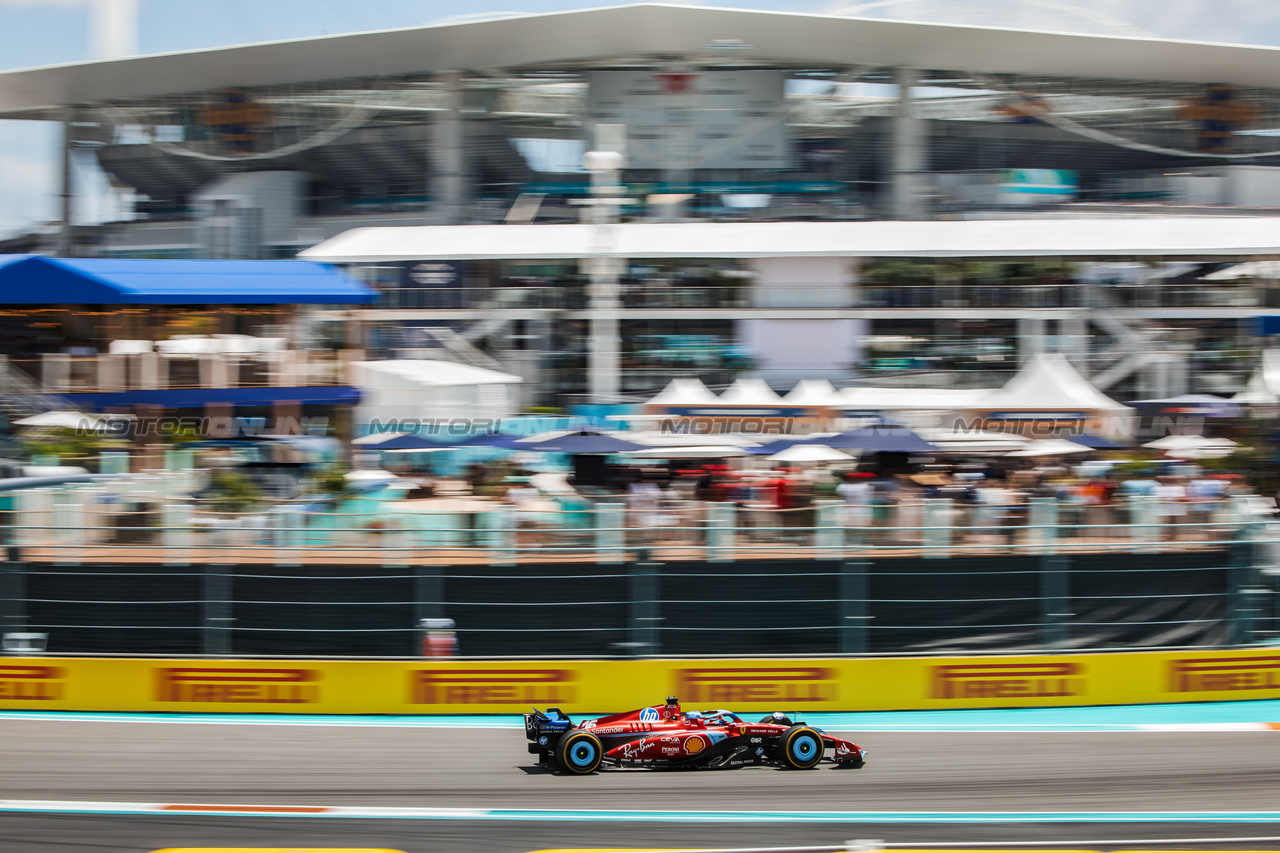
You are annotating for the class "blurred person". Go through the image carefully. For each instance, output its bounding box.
[504,478,546,546]
[1187,473,1226,537]
[1154,476,1189,542]
[837,471,874,530]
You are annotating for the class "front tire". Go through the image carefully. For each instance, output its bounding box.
[555,730,603,774]
[779,725,824,769]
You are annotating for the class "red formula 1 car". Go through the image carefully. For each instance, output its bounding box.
[524,696,867,774]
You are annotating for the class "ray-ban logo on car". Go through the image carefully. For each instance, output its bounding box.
[156,668,319,704]
[932,663,1083,700]
[1169,656,1280,693]
[411,669,574,705]
[677,667,834,704]
[0,665,64,701]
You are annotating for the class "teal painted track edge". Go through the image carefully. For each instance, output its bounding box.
[2,700,1279,730]
[2,804,1280,823]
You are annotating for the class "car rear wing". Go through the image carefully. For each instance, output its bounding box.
[524,707,573,742]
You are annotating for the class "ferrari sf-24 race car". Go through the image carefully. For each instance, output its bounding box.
[524,696,867,774]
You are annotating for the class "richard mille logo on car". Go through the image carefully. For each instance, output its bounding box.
[1168,656,1280,692]
[156,668,319,704]
[410,669,574,705]
[0,665,64,701]
[931,662,1083,700]
[677,667,835,704]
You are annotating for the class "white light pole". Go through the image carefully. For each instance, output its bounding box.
[582,148,625,405]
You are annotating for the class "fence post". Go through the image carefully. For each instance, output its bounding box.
[922,498,952,559]
[815,500,843,560]
[278,505,303,568]
[163,500,191,566]
[596,502,625,564]
[630,553,660,656]
[486,507,515,567]
[706,502,736,563]
[1029,497,1058,556]
[54,487,83,566]
[203,564,232,656]
[839,555,868,655]
[1130,494,1159,554]
[1228,497,1263,646]
[1,550,25,638]
[1031,497,1069,650]
[414,565,445,657]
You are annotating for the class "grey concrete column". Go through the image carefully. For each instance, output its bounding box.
[1017,316,1046,364]
[58,109,74,257]
[432,71,467,224]
[891,68,926,220]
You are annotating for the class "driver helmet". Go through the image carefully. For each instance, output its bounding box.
[685,710,702,720]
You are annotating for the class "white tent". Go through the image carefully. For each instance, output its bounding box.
[916,428,1030,452]
[782,379,845,407]
[1005,438,1094,457]
[1233,349,1280,405]
[717,378,782,406]
[351,360,522,425]
[768,443,852,463]
[13,411,110,431]
[645,378,722,407]
[975,354,1131,415]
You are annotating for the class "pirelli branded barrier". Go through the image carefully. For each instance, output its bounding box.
[1,649,1279,714]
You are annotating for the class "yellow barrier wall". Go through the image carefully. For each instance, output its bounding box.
[1,650,1278,714]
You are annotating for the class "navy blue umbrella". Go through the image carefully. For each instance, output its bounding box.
[451,432,526,449]
[748,437,820,455]
[366,433,447,451]
[804,427,939,453]
[520,431,648,453]
[1067,434,1126,449]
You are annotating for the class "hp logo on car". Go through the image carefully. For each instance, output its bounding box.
[538,735,548,745]
[755,747,764,756]
[639,707,660,722]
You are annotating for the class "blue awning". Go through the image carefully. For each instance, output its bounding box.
[0,256,376,304]
[54,385,361,408]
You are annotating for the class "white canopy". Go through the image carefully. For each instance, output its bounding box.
[974,354,1131,414]
[13,411,110,430]
[1233,349,1280,404]
[717,378,782,406]
[646,378,721,407]
[302,218,1280,263]
[782,379,845,407]
[351,360,522,425]
[768,443,853,463]
[1005,439,1094,457]
[916,428,1030,452]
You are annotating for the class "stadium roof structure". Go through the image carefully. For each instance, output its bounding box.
[6,4,1280,118]
[300,217,1280,262]
[0,256,377,304]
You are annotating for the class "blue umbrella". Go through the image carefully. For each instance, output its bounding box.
[803,427,939,453]
[367,433,446,451]
[1067,434,1126,449]
[451,432,526,449]
[520,431,647,453]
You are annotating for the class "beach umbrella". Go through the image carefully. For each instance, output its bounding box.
[1004,439,1095,457]
[14,411,109,431]
[362,433,446,451]
[808,427,939,453]
[1143,434,1237,450]
[626,445,753,459]
[767,443,853,463]
[450,432,526,449]
[519,430,648,453]
[1067,434,1125,449]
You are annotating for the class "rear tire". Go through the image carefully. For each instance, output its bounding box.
[555,730,603,774]
[779,725,824,769]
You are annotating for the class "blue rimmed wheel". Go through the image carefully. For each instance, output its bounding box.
[555,730,603,774]
[780,725,824,769]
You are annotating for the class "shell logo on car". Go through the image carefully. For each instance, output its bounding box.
[684,735,705,755]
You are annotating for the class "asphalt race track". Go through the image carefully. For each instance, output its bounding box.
[0,719,1277,853]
